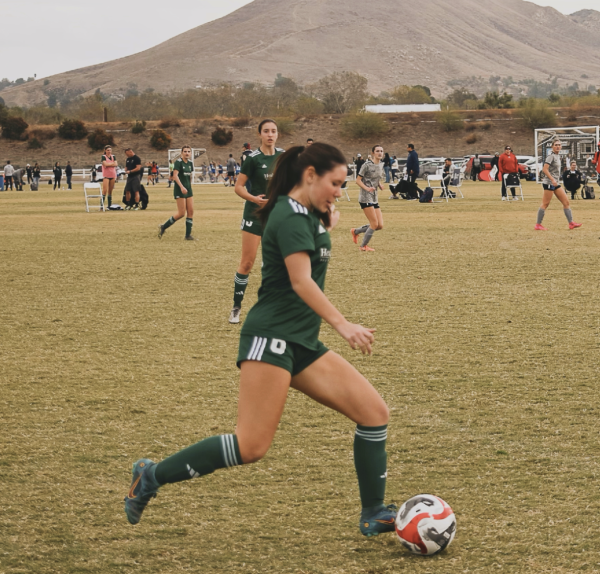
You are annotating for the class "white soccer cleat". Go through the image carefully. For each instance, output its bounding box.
[229,307,241,324]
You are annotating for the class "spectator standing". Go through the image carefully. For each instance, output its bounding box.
[490,153,500,181]
[471,154,482,181]
[391,156,398,182]
[226,154,237,187]
[563,160,583,200]
[32,163,41,189]
[591,142,600,183]
[406,143,420,196]
[65,161,73,190]
[355,153,365,175]
[101,146,117,206]
[53,162,62,190]
[3,161,14,190]
[440,158,454,197]
[91,165,97,182]
[123,148,143,209]
[383,152,392,183]
[26,164,33,184]
[498,146,519,200]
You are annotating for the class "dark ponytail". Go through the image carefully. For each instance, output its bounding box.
[258,142,347,228]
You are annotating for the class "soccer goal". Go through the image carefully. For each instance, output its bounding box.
[167,148,210,184]
[534,126,599,183]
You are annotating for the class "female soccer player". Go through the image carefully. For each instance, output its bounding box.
[158,145,195,240]
[125,143,396,538]
[101,145,117,208]
[351,145,384,252]
[228,119,284,324]
[535,139,582,231]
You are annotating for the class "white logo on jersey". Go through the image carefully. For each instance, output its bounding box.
[270,339,287,355]
[320,248,331,261]
[245,221,253,227]
[318,225,326,234]
[261,164,268,168]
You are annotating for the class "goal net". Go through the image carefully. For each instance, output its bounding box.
[534,126,599,182]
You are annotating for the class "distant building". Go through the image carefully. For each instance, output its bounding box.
[364,104,442,113]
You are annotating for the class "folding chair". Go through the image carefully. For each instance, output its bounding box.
[447,168,465,198]
[83,182,105,212]
[503,173,524,201]
[427,175,450,203]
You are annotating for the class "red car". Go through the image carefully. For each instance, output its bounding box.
[465,155,529,179]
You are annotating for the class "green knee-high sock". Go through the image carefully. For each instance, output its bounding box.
[185,217,193,237]
[154,434,242,485]
[107,195,112,207]
[354,424,388,510]
[162,216,176,230]
[233,273,249,307]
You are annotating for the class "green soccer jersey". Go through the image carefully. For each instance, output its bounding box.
[241,195,332,349]
[173,158,193,194]
[240,147,284,197]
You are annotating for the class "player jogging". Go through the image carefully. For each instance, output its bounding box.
[124,142,397,538]
[157,145,195,240]
[229,119,284,324]
[101,146,117,208]
[535,139,582,231]
[351,145,384,252]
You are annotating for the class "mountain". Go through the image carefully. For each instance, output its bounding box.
[570,9,600,30]
[3,0,600,107]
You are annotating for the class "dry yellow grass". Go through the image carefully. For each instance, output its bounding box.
[1,179,600,573]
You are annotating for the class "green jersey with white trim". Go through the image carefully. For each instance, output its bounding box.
[239,147,284,197]
[241,195,331,349]
[173,158,193,194]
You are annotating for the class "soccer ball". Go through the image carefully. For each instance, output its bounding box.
[395,494,456,556]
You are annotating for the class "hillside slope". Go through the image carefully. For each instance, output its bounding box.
[3,0,600,107]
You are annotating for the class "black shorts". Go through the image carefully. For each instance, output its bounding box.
[227,171,235,177]
[360,202,380,209]
[124,175,141,194]
[103,177,115,181]
[542,184,562,192]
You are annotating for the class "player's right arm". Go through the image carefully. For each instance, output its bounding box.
[356,175,375,193]
[172,162,187,194]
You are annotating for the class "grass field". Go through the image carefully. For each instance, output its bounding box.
[1,179,600,574]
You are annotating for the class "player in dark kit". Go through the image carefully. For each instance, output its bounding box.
[229,119,284,324]
[124,143,396,538]
[123,148,142,210]
[157,146,195,240]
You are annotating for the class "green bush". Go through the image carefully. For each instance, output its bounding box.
[340,112,388,140]
[131,120,146,134]
[519,100,557,130]
[150,129,172,150]
[87,129,115,151]
[211,126,233,146]
[28,137,43,149]
[28,128,55,141]
[1,116,29,140]
[437,110,463,132]
[58,119,87,140]
[294,96,324,117]
[275,117,295,136]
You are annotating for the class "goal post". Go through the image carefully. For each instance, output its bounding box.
[534,126,599,183]
[167,148,209,184]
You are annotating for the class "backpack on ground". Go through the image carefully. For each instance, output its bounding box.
[140,184,149,209]
[30,182,38,191]
[583,185,595,200]
[419,187,434,203]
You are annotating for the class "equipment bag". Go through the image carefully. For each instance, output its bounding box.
[583,186,595,200]
[419,187,434,203]
[506,173,520,186]
[30,182,38,191]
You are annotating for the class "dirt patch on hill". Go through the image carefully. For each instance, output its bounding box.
[3,108,600,170]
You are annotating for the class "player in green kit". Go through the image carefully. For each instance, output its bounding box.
[229,119,284,324]
[157,145,196,240]
[124,143,397,538]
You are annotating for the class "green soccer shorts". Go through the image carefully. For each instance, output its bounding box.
[237,334,328,376]
[240,201,263,236]
[174,187,193,199]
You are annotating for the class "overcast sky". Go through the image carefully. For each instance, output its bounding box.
[0,0,598,81]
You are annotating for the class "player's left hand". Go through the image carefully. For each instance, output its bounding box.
[327,204,340,231]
